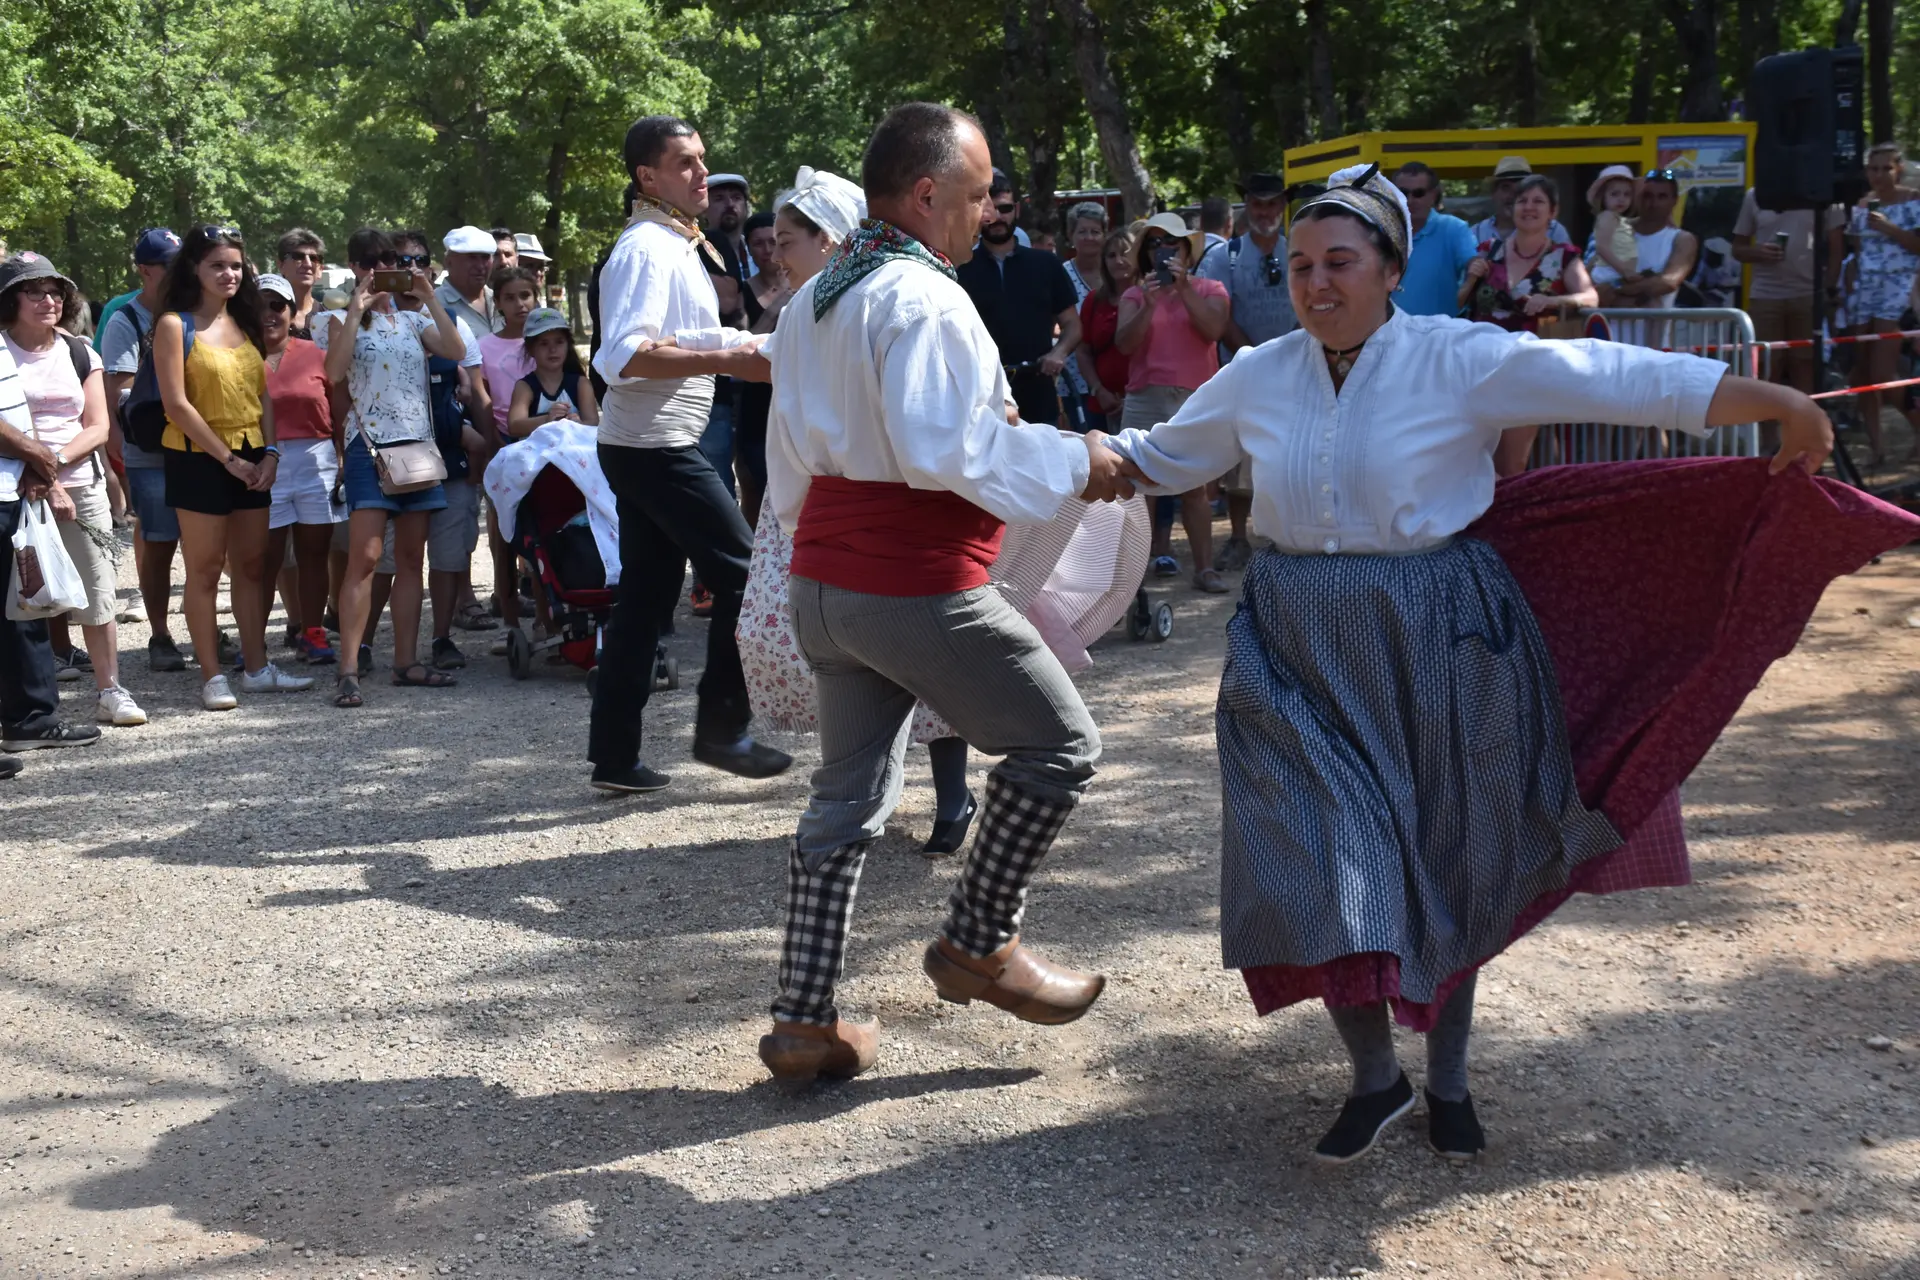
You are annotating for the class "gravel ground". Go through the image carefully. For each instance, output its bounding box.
[3,529,1918,1280]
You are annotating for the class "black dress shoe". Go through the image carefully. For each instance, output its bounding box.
[1425,1089,1486,1161]
[1313,1072,1415,1164]
[590,763,672,794]
[692,736,793,778]
[921,791,978,857]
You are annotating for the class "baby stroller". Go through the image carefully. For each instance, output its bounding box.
[506,465,678,695]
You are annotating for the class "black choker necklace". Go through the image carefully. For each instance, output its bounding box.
[1323,340,1366,378]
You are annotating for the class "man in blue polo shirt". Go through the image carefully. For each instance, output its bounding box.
[1391,162,1477,318]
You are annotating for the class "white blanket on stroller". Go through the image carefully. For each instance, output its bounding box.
[482,422,624,585]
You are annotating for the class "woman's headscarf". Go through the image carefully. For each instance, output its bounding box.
[1296,163,1413,268]
[776,167,867,245]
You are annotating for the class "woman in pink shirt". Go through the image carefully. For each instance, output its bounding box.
[1115,213,1230,591]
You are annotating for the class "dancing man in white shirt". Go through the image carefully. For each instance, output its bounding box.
[587,115,792,794]
[754,102,1138,1080]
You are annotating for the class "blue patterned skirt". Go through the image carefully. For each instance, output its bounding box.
[1217,539,1621,1003]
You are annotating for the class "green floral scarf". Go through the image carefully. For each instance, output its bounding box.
[812,220,956,320]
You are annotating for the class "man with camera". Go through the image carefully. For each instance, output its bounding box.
[1196,172,1298,571]
[955,169,1081,426]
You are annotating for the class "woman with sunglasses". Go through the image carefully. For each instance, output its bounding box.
[154,224,314,710]
[274,229,327,338]
[0,253,146,727]
[255,273,341,666]
[316,227,468,708]
[1115,212,1230,592]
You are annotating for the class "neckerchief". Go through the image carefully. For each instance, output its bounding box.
[631,194,727,275]
[812,219,956,320]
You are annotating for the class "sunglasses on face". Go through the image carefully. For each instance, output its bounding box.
[994,203,1017,215]
[395,253,430,269]
[357,253,398,269]
[263,295,291,313]
[1399,184,1432,199]
[282,251,323,265]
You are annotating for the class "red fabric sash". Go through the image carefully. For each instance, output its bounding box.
[792,476,1006,597]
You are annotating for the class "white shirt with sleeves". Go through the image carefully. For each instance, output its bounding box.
[1104,310,1728,555]
[591,218,744,449]
[763,258,1092,537]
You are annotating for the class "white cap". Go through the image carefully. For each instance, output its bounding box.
[513,232,550,263]
[443,225,495,255]
[255,273,295,302]
[777,167,866,244]
[707,173,749,194]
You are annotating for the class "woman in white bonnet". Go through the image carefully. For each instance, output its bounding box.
[735,167,983,856]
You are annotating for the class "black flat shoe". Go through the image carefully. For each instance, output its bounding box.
[692,736,793,779]
[921,791,978,858]
[1425,1089,1486,1162]
[591,763,672,794]
[1313,1072,1415,1165]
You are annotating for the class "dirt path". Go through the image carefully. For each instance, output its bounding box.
[2,538,1917,1280]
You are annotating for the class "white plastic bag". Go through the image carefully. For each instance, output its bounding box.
[8,498,86,621]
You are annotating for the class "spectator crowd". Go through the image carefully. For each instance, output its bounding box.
[2,134,1917,782]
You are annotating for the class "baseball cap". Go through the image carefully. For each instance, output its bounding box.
[707,173,749,195]
[0,251,74,298]
[443,225,496,255]
[523,307,571,339]
[255,273,295,302]
[513,232,551,263]
[133,227,182,266]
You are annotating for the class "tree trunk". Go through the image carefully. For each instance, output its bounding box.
[1021,0,1061,233]
[1867,0,1894,142]
[1215,52,1255,182]
[1305,0,1340,139]
[1054,0,1154,220]
[1517,9,1541,127]
[1736,0,1780,99]
[1627,12,1659,123]
[543,130,568,272]
[1665,0,1723,122]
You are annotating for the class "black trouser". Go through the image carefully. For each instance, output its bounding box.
[1009,369,1060,426]
[589,443,753,768]
[0,499,61,737]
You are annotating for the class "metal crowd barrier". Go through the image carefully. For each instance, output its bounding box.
[1529,307,1762,467]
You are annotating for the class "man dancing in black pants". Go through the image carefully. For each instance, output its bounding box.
[587,115,790,793]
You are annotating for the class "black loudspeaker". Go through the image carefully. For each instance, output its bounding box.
[1746,45,1868,210]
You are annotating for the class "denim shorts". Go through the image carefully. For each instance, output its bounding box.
[126,464,180,541]
[342,435,447,516]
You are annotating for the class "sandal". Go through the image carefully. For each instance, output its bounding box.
[453,601,493,631]
[393,663,457,688]
[1194,568,1230,594]
[334,674,363,709]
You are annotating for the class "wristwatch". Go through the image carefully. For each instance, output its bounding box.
[51,448,67,469]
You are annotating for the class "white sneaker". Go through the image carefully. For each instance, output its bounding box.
[239,661,314,693]
[96,684,148,726]
[202,674,238,711]
[115,599,147,624]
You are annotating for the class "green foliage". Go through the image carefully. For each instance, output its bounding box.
[0,0,1912,299]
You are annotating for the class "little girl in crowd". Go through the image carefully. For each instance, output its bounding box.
[507,308,599,437]
[1586,165,1641,307]
[478,267,537,443]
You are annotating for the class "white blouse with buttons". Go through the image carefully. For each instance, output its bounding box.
[1104,309,1729,555]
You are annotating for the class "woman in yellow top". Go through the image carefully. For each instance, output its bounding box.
[154,225,314,710]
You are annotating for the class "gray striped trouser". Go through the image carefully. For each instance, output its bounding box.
[772,577,1100,1025]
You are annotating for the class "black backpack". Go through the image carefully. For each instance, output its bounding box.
[427,350,470,481]
[121,309,194,453]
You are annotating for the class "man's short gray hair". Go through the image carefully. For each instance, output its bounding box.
[1067,202,1108,231]
[862,102,981,203]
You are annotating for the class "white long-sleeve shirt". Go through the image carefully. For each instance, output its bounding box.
[1106,310,1727,555]
[764,258,1091,536]
[591,218,743,449]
